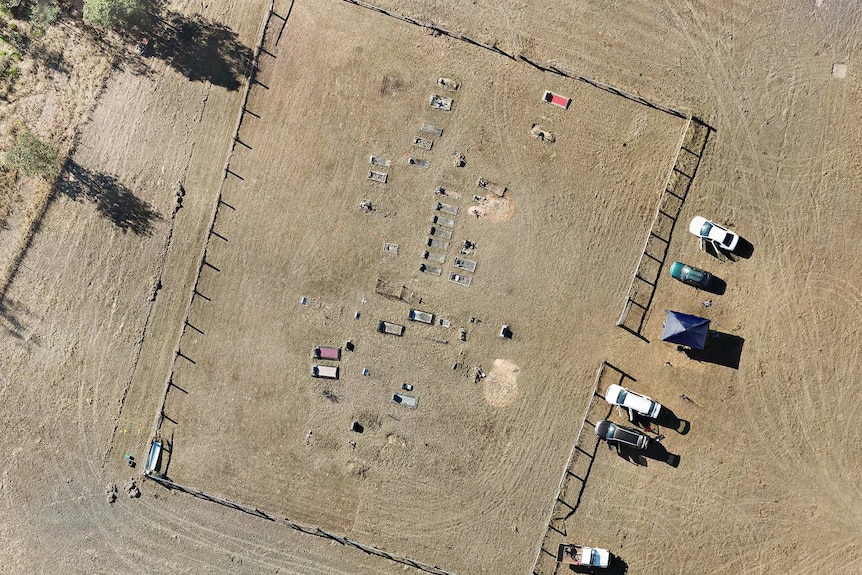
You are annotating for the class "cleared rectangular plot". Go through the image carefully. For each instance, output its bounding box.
[162,1,685,573]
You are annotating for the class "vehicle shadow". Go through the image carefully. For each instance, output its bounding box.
[704,237,754,262]
[683,332,745,369]
[700,276,726,296]
[653,407,691,435]
[567,556,628,574]
[732,237,755,259]
[56,160,161,235]
[616,440,680,468]
[626,408,690,436]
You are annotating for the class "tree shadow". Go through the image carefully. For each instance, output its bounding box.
[57,161,160,235]
[132,4,252,91]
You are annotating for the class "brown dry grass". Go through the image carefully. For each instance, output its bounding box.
[157,2,683,573]
[1,1,862,574]
[0,13,114,296]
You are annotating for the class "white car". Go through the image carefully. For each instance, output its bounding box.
[557,543,612,568]
[605,384,662,419]
[689,216,740,252]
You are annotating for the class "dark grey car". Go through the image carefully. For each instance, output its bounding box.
[594,419,649,449]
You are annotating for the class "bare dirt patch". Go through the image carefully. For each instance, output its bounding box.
[482,358,520,407]
[468,193,515,222]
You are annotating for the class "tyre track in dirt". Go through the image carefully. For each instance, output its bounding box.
[660,2,862,570]
[727,9,862,537]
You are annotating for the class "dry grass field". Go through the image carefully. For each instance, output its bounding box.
[1,0,861,574]
[158,1,683,573]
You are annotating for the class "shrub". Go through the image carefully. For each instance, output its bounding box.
[30,0,60,26]
[3,128,59,178]
[83,0,139,29]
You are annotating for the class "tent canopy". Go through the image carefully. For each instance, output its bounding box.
[662,311,710,350]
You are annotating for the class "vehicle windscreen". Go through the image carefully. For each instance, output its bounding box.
[700,221,713,236]
[722,232,733,247]
[686,268,704,282]
[616,388,628,403]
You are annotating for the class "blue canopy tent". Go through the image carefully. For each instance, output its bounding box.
[661,311,710,350]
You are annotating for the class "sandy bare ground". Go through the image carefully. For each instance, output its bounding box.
[157,2,681,573]
[0,0,861,574]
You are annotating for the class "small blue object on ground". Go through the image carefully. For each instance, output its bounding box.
[362,368,369,376]
[300,296,307,305]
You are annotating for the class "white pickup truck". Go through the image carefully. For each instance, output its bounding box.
[557,544,611,568]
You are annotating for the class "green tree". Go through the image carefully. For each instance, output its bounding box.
[3,128,58,178]
[83,0,139,28]
[29,0,60,26]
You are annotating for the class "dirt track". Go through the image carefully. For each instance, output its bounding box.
[1,1,861,574]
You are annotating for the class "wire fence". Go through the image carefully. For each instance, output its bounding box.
[528,362,634,575]
[149,0,276,439]
[143,473,461,575]
[144,4,460,574]
[339,0,710,124]
[144,4,713,574]
[616,119,713,339]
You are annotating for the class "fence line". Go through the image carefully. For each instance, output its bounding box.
[528,361,607,575]
[148,0,275,441]
[141,5,461,574]
[142,4,714,574]
[143,473,461,575]
[339,0,710,125]
[615,116,691,338]
[616,119,712,339]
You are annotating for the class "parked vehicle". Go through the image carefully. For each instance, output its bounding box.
[669,261,713,288]
[557,543,611,568]
[689,216,740,252]
[604,384,662,419]
[594,419,649,449]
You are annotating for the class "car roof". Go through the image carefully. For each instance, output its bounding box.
[595,419,612,437]
[613,426,644,445]
[689,216,708,235]
[605,384,623,403]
